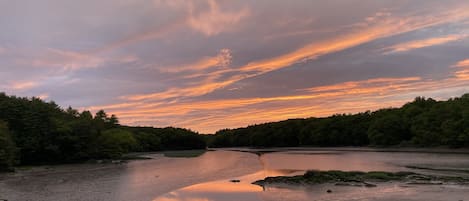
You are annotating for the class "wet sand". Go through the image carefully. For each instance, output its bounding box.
[1,148,469,201]
[0,151,260,201]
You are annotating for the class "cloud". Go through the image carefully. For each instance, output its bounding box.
[304,77,422,93]
[454,59,469,80]
[241,8,469,73]
[455,59,469,67]
[37,93,49,100]
[163,48,232,73]
[384,34,468,53]
[91,19,185,54]
[122,5,469,104]
[186,0,250,36]
[9,81,39,90]
[122,75,242,101]
[91,0,249,54]
[21,48,139,73]
[29,48,105,71]
[95,75,467,133]
[3,0,469,133]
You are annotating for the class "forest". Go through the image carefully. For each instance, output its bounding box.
[0,93,205,171]
[208,94,469,148]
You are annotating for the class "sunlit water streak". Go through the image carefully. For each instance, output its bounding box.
[153,149,469,201]
[2,149,469,201]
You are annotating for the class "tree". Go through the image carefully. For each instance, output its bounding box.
[0,121,16,171]
[133,132,161,151]
[97,129,137,158]
[95,110,108,121]
[108,114,119,125]
[368,114,410,146]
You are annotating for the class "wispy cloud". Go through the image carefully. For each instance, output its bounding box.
[94,74,469,133]
[384,34,467,53]
[163,48,232,73]
[455,59,469,67]
[2,0,469,133]
[186,0,250,36]
[22,48,138,73]
[9,81,39,90]
[92,0,249,54]
[122,6,469,104]
[30,49,105,71]
[454,59,469,80]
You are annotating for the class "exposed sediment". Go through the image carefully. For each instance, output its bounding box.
[253,170,469,187]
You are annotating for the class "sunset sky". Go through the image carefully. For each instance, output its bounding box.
[1,0,469,133]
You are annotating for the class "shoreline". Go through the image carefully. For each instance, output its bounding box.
[209,147,469,155]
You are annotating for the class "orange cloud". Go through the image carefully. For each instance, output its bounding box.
[305,77,422,93]
[122,76,242,101]
[37,94,49,100]
[123,7,469,103]
[105,73,469,133]
[187,0,250,36]
[455,59,469,67]
[86,5,469,133]
[384,34,467,53]
[163,49,232,73]
[92,0,249,54]
[122,7,469,104]
[9,81,38,90]
[241,8,469,73]
[453,59,469,80]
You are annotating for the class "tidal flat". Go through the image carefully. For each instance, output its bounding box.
[2,148,469,201]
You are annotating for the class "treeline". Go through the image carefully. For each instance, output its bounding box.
[0,93,205,171]
[3,92,469,171]
[208,94,469,148]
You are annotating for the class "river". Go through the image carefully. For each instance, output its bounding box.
[1,148,469,201]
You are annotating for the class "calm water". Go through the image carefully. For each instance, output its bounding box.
[1,149,469,201]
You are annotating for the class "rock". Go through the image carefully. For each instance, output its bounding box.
[230,179,241,183]
[326,189,332,193]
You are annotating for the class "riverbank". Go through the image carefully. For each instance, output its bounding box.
[3,148,469,201]
[211,147,469,155]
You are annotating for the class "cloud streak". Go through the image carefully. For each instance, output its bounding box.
[2,0,469,133]
[384,34,468,53]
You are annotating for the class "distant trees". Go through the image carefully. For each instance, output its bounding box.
[97,129,137,158]
[368,112,410,145]
[0,92,205,171]
[208,94,469,148]
[127,126,206,150]
[0,121,16,171]
[2,91,469,171]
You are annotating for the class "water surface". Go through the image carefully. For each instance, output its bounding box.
[1,149,469,201]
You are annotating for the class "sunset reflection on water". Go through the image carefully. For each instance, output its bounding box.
[152,149,469,201]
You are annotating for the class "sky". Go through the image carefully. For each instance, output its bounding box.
[0,0,469,133]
